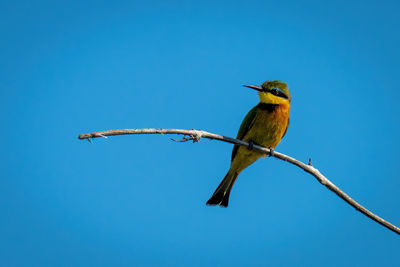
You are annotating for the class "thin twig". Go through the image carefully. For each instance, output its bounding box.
[78,128,400,235]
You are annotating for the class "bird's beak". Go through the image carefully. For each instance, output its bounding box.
[243,84,263,92]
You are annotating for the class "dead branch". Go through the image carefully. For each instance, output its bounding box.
[78,128,400,235]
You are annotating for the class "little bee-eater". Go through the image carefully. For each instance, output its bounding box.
[206,80,291,207]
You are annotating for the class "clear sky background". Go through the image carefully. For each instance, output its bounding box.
[1,0,399,266]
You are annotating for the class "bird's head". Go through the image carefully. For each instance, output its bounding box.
[243,80,290,104]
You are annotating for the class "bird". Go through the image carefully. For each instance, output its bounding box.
[206,80,291,207]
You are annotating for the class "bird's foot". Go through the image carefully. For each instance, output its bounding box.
[268,147,275,157]
[247,141,254,150]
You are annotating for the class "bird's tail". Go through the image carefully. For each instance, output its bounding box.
[206,170,239,207]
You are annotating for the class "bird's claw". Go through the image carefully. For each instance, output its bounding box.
[247,141,254,150]
[268,147,274,157]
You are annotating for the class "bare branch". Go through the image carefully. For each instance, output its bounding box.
[78,128,400,235]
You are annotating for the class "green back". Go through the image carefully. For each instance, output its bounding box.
[231,106,258,161]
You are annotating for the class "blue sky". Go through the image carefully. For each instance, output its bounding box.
[1,0,399,266]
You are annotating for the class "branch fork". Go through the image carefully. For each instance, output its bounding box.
[171,130,203,143]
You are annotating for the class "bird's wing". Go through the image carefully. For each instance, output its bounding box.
[231,106,258,161]
[281,116,290,139]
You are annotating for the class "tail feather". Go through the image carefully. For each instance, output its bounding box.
[206,171,239,207]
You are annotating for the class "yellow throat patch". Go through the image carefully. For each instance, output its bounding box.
[258,91,290,105]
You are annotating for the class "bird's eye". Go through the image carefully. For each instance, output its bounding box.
[271,88,279,95]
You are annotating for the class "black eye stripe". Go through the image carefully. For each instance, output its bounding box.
[268,88,288,99]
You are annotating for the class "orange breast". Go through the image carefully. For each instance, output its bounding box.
[268,102,290,147]
[245,102,290,149]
